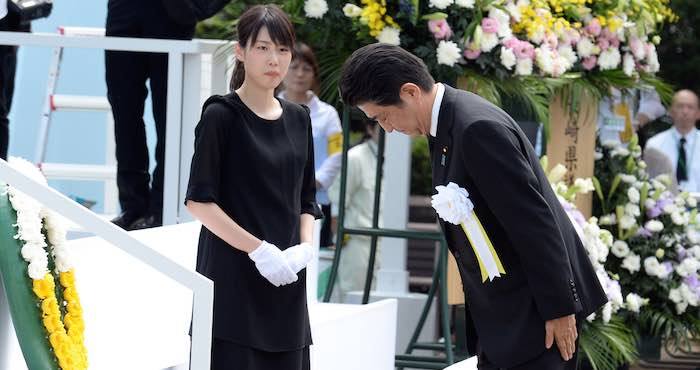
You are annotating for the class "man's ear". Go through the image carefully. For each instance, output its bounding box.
[399,83,421,100]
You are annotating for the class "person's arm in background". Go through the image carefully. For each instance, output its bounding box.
[315,107,343,190]
[636,88,666,128]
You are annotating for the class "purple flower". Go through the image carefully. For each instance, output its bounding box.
[685,275,700,292]
[647,206,662,218]
[636,227,653,238]
[677,246,688,260]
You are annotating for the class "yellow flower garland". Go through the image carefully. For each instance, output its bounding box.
[32,271,88,370]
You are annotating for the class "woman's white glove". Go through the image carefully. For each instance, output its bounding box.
[248,241,298,287]
[283,242,314,273]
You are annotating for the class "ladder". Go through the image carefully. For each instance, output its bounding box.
[34,26,118,216]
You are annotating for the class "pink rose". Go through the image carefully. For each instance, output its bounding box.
[609,37,620,49]
[567,29,581,45]
[585,19,602,36]
[481,18,499,34]
[503,37,519,49]
[464,48,481,60]
[598,38,610,50]
[600,28,615,40]
[545,34,558,49]
[428,19,453,40]
[513,41,535,59]
[582,56,597,70]
[629,37,644,58]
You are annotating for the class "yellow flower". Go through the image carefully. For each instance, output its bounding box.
[42,314,63,334]
[32,274,55,299]
[59,270,75,287]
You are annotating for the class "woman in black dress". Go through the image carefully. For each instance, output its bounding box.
[185,5,320,370]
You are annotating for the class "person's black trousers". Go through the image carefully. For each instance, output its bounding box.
[0,14,29,160]
[105,0,194,216]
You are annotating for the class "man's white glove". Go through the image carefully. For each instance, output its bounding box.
[283,242,314,273]
[248,241,298,287]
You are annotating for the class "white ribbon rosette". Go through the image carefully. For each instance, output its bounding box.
[431,182,506,282]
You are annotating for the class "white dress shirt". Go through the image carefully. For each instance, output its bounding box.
[1,0,8,20]
[430,83,445,137]
[646,127,700,192]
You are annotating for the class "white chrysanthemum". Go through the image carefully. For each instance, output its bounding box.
[480,32,499,52]
[429,0,453,9]
[611,240,630,258]
[505,1,522,22]
[663,203,677,214]
[627,187,640,203]
[304,0,329,19]
[27,261,49,280]
[625,293,647,313]
[515,58,533,76]
[643,256,661,277]
[621,253,641,273]
[599,214,616,225]
[624,203,640,217]
[620,174,636,184]
[598,48,622,70]
[688,196,697,208]
[455,0,475,8]
[376,27,401,45]
[500,47,516,70]
[436,40,461,67]
[558,45,578,65]
[574,178,594,194]
[645,220,664,232]
[672,211,688,226]
[342,3,363,17]
[535,47,554,75]
[602,302,613,323]
[547,164,567,183]
[688,245,700,259]
[676,258,700,278]
[623,53,635,76]
[619,215,636,230]
[431,182,473,224]
[576,37,598,58]
[669,287,683,303]
[676,301,689,314]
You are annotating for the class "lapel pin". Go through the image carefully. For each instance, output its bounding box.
[441,146,447,166]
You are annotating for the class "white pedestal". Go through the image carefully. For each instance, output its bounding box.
[344,291,435,356]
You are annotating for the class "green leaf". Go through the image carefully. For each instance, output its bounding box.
[421,12,448,20]
[608,174,622,201]
[592,176,606,212]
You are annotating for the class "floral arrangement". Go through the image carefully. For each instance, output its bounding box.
[283,0,676,128]
[593,137,700,350]
[543,156,642,369]
[4,157,88,370]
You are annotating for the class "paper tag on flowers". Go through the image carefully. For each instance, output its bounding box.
[431,182,506,282]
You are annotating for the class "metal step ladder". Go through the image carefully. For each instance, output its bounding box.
[34,26,118,216]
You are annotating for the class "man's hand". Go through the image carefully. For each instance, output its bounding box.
[545,314,577,361]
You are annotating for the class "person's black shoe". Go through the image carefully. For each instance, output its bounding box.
[111,210,146,230]
[130,214,163,230]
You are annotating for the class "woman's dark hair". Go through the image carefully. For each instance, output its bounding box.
[339,43,434,107]
[292,42,320,93]
[230,5,295,91]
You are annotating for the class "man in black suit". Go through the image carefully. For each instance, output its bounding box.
[339,44,607,369]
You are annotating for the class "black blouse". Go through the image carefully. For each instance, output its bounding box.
[185,93,320,351]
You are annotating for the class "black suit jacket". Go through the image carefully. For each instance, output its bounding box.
[430,85,607,367]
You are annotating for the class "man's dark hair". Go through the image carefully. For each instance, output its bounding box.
[339,43,435,107]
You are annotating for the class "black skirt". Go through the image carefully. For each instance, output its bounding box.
[211,338,310,370]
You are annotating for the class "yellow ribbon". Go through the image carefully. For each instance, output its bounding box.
[460,211,506,282]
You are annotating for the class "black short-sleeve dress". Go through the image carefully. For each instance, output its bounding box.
[185,92,321,370]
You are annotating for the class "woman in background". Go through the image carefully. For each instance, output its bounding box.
[280,43,343,248]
